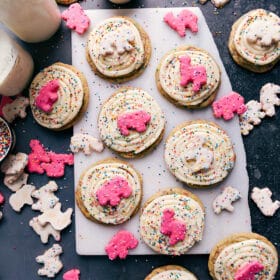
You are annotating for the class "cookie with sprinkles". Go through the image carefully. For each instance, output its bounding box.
[208,232,278,280]
[29,62,89,131]
[76,158,142,225]
[98,86,165,158]
[145,265,198,280]
[86,16,151,83]
[228,9,280,73]
[140,188,205,255]
[164,120,235,188]
[155,46,221,108]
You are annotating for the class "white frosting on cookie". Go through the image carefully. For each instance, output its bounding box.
[150,269,197,280]
[165,121,235,186]
[214,239,278,280]
[87,17,145,77]
[98,87,165,155]
[158,49,220,107]
[234,9,280,66]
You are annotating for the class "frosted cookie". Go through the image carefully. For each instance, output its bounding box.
[29,62,89,131]
[56,0,78,5]
[164,120,235,188]
[156,46,220,108]
[145,265,198,280]
[208,232,278,280]
[228,9,280,73]
[76,158,142,225]
[140,188,205,255]
[98,87,165,158]
[86,16,151,83]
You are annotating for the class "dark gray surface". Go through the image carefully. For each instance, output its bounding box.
[0,0,279,279]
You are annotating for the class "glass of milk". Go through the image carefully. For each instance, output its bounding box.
[0,0,61,43]
[0,30,34,96]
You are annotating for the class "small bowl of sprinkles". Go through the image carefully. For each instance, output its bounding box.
[0,117,14,163]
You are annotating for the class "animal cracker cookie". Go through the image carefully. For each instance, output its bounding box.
[0,96,13,117]
[251,187,280,216]
[70,133,104,155]
[29,216,61,244]
[4,172,29,192]
[1,152,28,176]
[0,191,4,205]
[199,0,230,8]
[234,261,264,280]
[2,96,29,123]
[105,230,138,260]
[212,186,241,214]
[212,92,247,120]
[32,181,59,212]
[164,9,198,37]
[9,184,35,212]
[63,269,80,280]
[36,244,63,278]
[260,83,280,117]
[239,100,265,135]
[38,202,73,231]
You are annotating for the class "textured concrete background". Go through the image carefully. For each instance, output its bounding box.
[0,1,279,279]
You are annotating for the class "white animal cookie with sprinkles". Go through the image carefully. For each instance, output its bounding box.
[199,0,230,8]
[260,83,280,117]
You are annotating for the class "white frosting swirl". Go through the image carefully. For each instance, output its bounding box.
[150,270,197,280]
[29,63,85,129]
[78,160,142,225]
[234,9,280,65]
[98,87,165,156]
[158,48,220,107]
[164,121,235,187]
[87,17,145,77]
[214,239,278,280]
[140,191,205,255]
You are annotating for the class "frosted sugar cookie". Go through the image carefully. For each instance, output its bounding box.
[140,188,205,255]
[98,87,165,158]
[228,9,280,73]
[145,265,198,280]
[76,158,142,225]
[156,46,221,108]
[164,120,235,188]
[86,16,151,83]
[208,232,278,280]
[29,62,89,130]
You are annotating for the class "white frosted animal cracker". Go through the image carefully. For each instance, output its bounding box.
[9,184,35,212]
[251,187,280,216]
[213,186,241,214]
[70,133,104,155]
[36,244,63,278]
[32,181,59,212]
[1,152,28,176]
[199,0,230,8]
[4,172,29,192]
[29,216,60,244]
[260,83,280,117]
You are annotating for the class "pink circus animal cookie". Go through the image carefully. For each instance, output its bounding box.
[160,209,186,246]
[212,92,247,120]
[63,269,80,280]
[0,96,13,117]
[164,9,198,37]
[117,110,151,136]
[105,230,138,260]
[35,80,59,113]
[234,261,264,280]
[0,191,4,205]
[62,3,90,35]
[179,56,207,92]
[96,176,132,207]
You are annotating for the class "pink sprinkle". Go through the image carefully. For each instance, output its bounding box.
[179,56,207,92]
[164,9,198,37]
[105,230,138,260]
[63,269,80,280]
[234,261,264,280]
[0,192,4,205]
[160,209,186,246]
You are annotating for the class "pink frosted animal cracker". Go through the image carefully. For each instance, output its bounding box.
[96,176,132,207]
[63,269,80,280]
[164,9,198,37]
[179,56,207,92]
[105,230,138,260]
[0,191,4,205]
[0,96,13,117]
[35,80,59,113]
[117,110,151,136]
[212,92,247,120]
[36,244,63,278]
[251,187,280,216]
[2,96,29,123]
[160,209,186,246]
[61,3,90,35]
[234,261,264,280]
[260,83,280,117]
